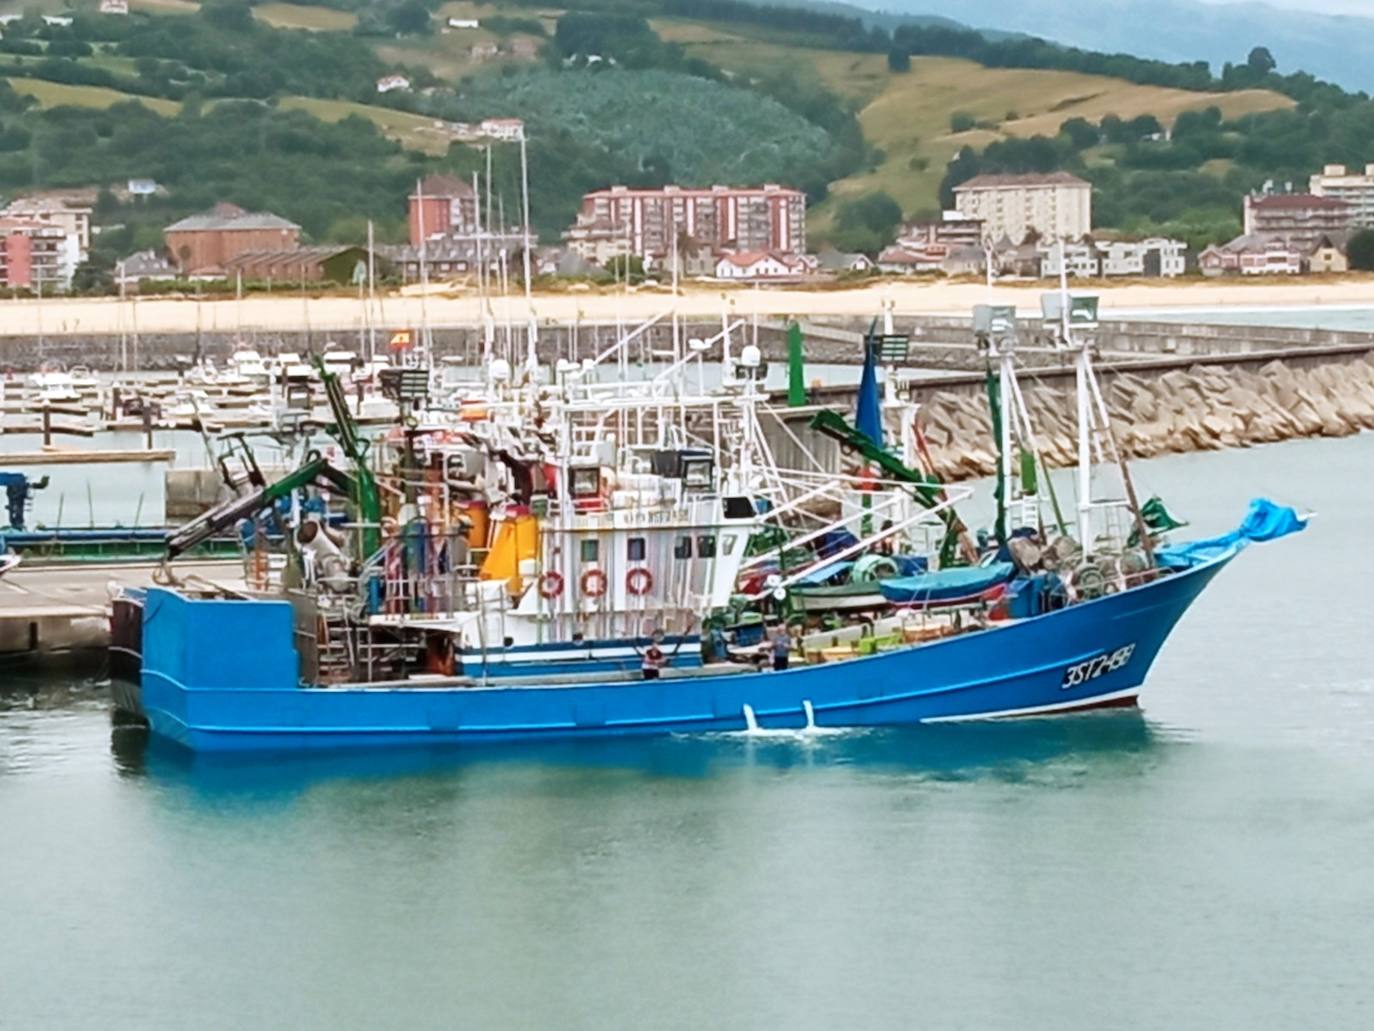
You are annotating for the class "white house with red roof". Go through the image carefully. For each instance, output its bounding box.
[714,250,799,281]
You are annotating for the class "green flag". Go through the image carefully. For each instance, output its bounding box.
[787,320,806,407]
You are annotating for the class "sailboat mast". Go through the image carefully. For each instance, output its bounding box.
[518,129,536,372]
[366,219,376,362]
[416,177,431,370]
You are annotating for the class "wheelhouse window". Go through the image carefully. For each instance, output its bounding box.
[570,467,600,498]
[580,539,599,563]
[627,537,646,562]
[674,536,692,560]
[697,535,717,559]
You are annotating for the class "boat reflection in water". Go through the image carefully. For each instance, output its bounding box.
[111,706,1165,802]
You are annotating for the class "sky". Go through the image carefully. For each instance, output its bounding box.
[1198,0,1374,12]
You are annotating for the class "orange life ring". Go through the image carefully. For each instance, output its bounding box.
[538,571,564,599]
[580,568,608,597]
[626,567,653,597]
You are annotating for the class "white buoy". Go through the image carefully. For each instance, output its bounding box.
[741,703,759,733]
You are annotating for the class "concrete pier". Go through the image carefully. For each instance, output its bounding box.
[0,315,1370,373]
[1,449,177,465]
[0,560,243,658]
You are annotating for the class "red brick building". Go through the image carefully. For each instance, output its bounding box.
[164,203,301,274]
[408,174,479,247]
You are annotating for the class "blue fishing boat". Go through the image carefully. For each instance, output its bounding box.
[131,523,1256,749]
[114,300,1307,753]
[131,501,1301,751]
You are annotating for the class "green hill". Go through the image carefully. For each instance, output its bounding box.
[0,0,1365,290]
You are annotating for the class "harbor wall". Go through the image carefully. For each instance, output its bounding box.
[895,354,1374,481]
[2,317,1371,374]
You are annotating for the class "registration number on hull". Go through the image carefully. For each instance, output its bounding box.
[1062,644,1136,689]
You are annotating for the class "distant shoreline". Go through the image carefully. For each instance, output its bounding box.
[2,276,1374,338]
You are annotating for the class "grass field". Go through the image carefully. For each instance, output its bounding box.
[829,59,1292,226]
[129,0,200,13]
[277,95,460,154]
[438,0,561,33]
[369,2,556,76]
[663,22,1294,233]
[5,78,180,115]
[253,3,356,31]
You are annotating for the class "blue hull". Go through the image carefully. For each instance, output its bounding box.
[138,551,1233,752]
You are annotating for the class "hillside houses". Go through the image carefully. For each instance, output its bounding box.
[1200,181,1371,275]
[1199,235,1307,276]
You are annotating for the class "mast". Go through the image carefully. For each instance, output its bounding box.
[518,127,536,372]
[366,219,376,362]
[1059,240,1094,554]
[415,176,431,370]
[1049,239,1152,562]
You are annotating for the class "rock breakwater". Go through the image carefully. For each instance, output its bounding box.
[917,356,1374,481]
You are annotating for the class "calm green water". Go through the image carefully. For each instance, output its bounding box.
[3,434,1372,1030]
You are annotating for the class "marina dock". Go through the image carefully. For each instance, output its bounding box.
[2,449,177,465]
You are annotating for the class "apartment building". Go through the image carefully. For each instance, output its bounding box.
[887,213,984,267]
[1,196,92,258]
[565,184,807,263]
[953,172,1092,243]
[1242,193,1353,250]
[408,174,480,247]
[1309,163,1374,228]
[0,219,81,291]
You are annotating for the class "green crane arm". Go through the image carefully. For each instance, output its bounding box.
[317,359,383,558]
[808,408,975,566]
[165,455,357,561]
[808,409,943,505]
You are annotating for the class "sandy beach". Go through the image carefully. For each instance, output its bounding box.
[5,276,1374,337]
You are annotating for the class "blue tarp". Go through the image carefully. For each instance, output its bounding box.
[795,560,854,586]
[1155,498,1308,570]
[879,561,1016,605]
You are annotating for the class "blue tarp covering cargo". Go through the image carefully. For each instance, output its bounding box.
[878,562,1017,606]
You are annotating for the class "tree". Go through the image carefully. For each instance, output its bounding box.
[1347,229,1374,271]
[831,190,903,252]
[887,48,910,73]
[949,111,976,133]
[387,0,432,37]
[604,254,645,282]
[1059,117,1099,150]
[1128,114,1163,139]
[199,2,255,33]
[1247,46,1276,75]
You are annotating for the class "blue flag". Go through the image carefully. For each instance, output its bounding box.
[855,336,882,446]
